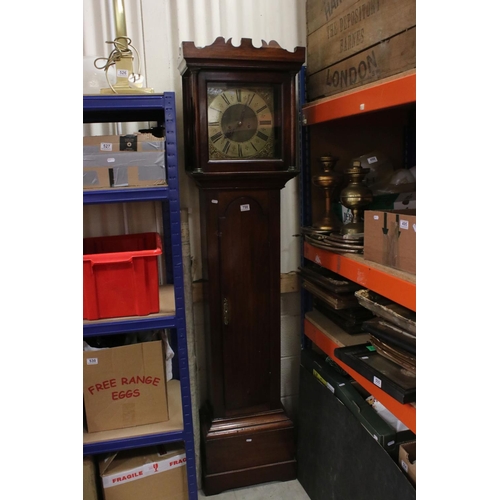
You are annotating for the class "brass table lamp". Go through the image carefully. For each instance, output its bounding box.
[93,0,153,94]
[340,160,373,235]
[312,155,343,232]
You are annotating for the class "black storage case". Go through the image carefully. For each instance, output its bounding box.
[334,343,416,404]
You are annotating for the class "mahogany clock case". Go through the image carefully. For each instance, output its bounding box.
[179,37,305,495]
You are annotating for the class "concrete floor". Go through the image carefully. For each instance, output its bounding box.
[198,480,310,499]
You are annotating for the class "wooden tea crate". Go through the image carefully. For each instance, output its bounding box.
[306,0,416,101]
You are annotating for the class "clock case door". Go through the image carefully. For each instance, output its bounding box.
[200,187,283,419]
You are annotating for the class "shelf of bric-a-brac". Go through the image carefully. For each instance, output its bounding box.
[303,242,416,433]
[304,243,416,311]
[301,71,417,434]
[302,70,416,226]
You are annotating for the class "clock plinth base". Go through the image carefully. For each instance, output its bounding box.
[202,459,297,497]
[200,405,296,496]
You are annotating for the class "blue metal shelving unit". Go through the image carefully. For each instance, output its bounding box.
[83,93,198,499]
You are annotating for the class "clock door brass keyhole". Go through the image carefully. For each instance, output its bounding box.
[223,298,230,326]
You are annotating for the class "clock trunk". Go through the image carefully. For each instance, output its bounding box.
[197,179,297,495]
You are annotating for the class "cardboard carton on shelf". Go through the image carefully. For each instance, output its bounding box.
[83,166,112,189]
[83,133,166,189]
[84,456,99,500]
[83,133,164,153]
[399,440,416,485]
[363,209,416,275]
[99,445,188,500]
[83,340,169,433]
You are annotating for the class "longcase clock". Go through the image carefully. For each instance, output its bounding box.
[178,37,305,496]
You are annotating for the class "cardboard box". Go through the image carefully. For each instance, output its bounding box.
[99,445,188,500]
[83,166,112,189]
[363,209,416,274]
[83,133,164,153]
[83,341,169,433]
[398,440,416,485]
[83,133,166,189]
[83,456,99,500]
[306,0,416,100]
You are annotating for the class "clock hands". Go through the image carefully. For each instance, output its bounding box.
[224,93,256,142]
[211,89,265,158]
[237,93,251,126]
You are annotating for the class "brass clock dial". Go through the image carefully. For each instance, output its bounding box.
[207,85,276,160]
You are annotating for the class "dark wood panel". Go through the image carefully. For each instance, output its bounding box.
[203,460,296,496]
[205,427,295,474]
[200,406,296,495]
[219,194,271,411]
[200,187,282,417]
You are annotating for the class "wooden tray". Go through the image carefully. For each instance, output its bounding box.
[304,234,363,253]
[298,266,361,294]
[302,280,359,310]
[355,289,416,335]
[362,317,416,355]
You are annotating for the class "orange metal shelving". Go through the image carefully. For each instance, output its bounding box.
[301,70,417,436]
[304,318,416,434]
[304,242,416,312]
[302,69,416,126]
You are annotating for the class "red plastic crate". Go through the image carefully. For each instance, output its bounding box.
[83,232,163,320]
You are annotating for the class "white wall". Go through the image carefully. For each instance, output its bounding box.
[83,0,307,273]
[83,0,307,422]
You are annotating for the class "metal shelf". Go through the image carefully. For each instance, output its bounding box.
[83,315,178,337]
[83,380,187,455]
[304,317,416,434]
[83,186,169,205]
[83,430,186,455]
[302,69,416,126]
[83,94,170,123]
[83,93,198,499]
[83,285,178,337]
[303,242,416,312]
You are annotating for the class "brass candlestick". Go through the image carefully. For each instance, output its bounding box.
[340,160,373,235]
[312,155,342,232]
